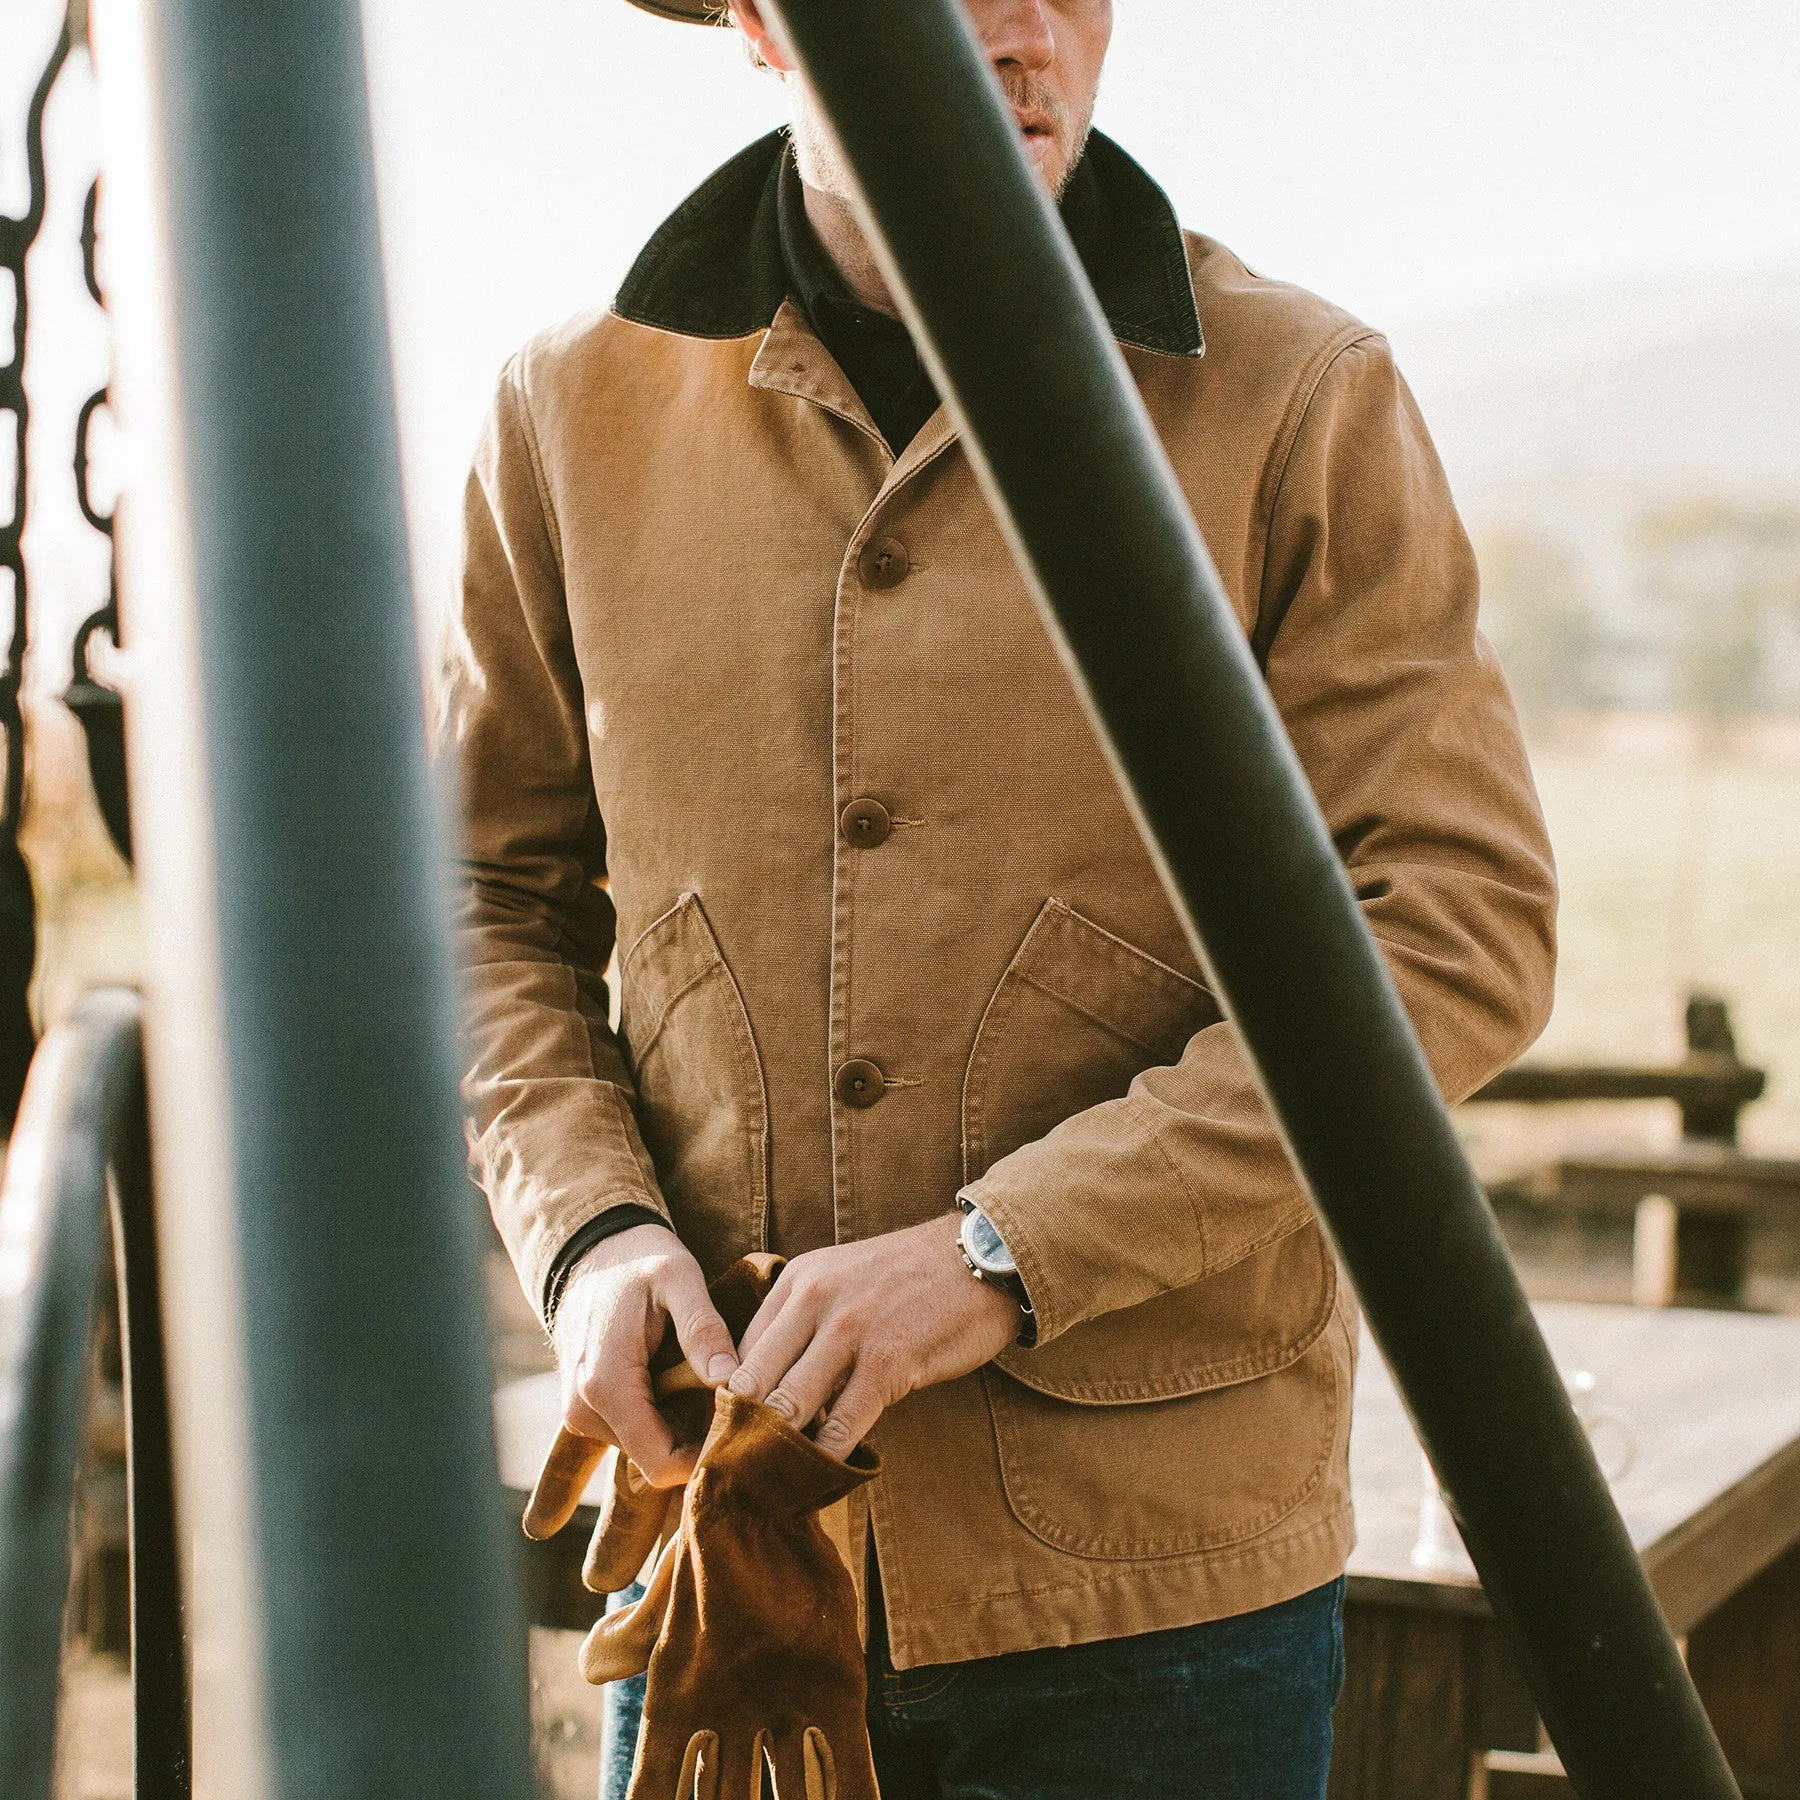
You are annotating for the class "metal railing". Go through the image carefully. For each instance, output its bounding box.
[0,988,189,1800]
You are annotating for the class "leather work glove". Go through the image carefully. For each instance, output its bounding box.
[523,1254,883,1797]
[612,1391,883,1800]
[524,1254,787,1569]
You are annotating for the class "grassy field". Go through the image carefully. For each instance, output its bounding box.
[1526,718,1800,1152]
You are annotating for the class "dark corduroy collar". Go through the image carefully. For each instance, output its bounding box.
[614,128,1203,359]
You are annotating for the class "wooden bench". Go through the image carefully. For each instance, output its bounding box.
[1468,996,1800,1307]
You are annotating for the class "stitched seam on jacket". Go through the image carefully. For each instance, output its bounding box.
[507,357,566,585]
[1012,970,1194,1061]
[959,909,1043,1186]
[1044,896,1210,989]
[1149,1114,1212,1273]
[617,895,771,1240]
[887,1500,1353,1622]
[1251,324,1381,665]
[997,1238,1336,1403]
[625,960,718,1067]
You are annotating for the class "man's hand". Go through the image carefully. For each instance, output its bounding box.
[725,1213,1021,1460]
[553,1222,740,1487]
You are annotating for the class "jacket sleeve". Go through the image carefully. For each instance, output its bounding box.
[437,357,669,1318]
[959,332,1558,1349]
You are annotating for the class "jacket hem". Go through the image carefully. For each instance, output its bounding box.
[881,1500,1355,1671]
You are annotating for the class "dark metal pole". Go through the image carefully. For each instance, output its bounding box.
[144,4,531,1795]
[759,4,1737,1795]
[0,988,145,1800]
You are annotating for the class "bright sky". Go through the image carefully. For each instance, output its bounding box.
[359,0,1800,604]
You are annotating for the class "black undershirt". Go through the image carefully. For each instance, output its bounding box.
[776,142,1106,458]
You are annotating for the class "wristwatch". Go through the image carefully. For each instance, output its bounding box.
[957,1201,1038,1348]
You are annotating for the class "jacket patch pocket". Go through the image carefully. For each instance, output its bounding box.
[619,893,770,1275]
[984,1298,1348,1561]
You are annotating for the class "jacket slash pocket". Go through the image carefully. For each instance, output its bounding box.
[619,893,770,1276]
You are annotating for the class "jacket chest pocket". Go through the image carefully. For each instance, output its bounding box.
[962,897,1342,1557]
[619,893,770,1276]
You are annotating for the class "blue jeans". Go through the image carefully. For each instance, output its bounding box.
[599,1583,647,1800]
[600,1573,1344,1799]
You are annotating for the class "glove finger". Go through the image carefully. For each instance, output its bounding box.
[803,1728,834,1800]
[683,1730,720,1800]
[585,1451,679,1594]
[523,1424,611,1541]
[800,1727,877,1800]
[577,1530,680,1685]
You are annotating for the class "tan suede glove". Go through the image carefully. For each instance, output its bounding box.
[525,1254,882,1794]
[523,1254,786,1582]
[615,1391,882,1800]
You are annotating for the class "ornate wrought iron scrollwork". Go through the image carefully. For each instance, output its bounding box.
[0,9,75,1131]
[1,3,129,1131]
[66,172,129,861]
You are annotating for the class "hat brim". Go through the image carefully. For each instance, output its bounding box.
[624,0,729,21]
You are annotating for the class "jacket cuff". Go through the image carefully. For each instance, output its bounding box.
[542,1204,673,1328]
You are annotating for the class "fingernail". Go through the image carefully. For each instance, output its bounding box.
[727,1369,757,1398]
[707,1354,738,1386]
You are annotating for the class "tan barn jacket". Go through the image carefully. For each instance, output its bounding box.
[442,131,1557,1670]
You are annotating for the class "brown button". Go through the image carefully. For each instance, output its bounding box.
[840,798,893,848]
[859,537,911,590]
[834,1059,886,1109]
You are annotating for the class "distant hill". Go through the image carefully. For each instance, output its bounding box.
[1389,265,1800,517]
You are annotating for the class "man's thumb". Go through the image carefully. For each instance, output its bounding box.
[662,1263,740,1389]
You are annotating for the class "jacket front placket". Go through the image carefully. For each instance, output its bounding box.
[750,303,964,1251]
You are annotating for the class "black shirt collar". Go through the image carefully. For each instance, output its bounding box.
[775,146,860,342]
[616,128,1203,360]
[775,147,942,452]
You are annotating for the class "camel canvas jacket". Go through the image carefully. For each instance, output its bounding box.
[442,129,1558,1669]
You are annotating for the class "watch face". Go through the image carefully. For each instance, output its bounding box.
[963,1207,1018,1278]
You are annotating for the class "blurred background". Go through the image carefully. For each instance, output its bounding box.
[6,1,1799,1793]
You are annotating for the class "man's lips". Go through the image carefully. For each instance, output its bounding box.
[1013,110,1057,162]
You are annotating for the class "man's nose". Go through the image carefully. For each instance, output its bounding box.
[970,0,1056,74]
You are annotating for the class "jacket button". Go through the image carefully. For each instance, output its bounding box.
[840,798,893,848]
[834,1059,886,1109]
[859,537,911,590]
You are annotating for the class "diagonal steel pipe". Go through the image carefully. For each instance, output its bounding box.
[757,2,1739,1795]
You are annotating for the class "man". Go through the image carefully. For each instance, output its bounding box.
[443,0,1557,1793]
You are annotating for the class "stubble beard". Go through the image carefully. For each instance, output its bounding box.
[788,67,1095,205]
